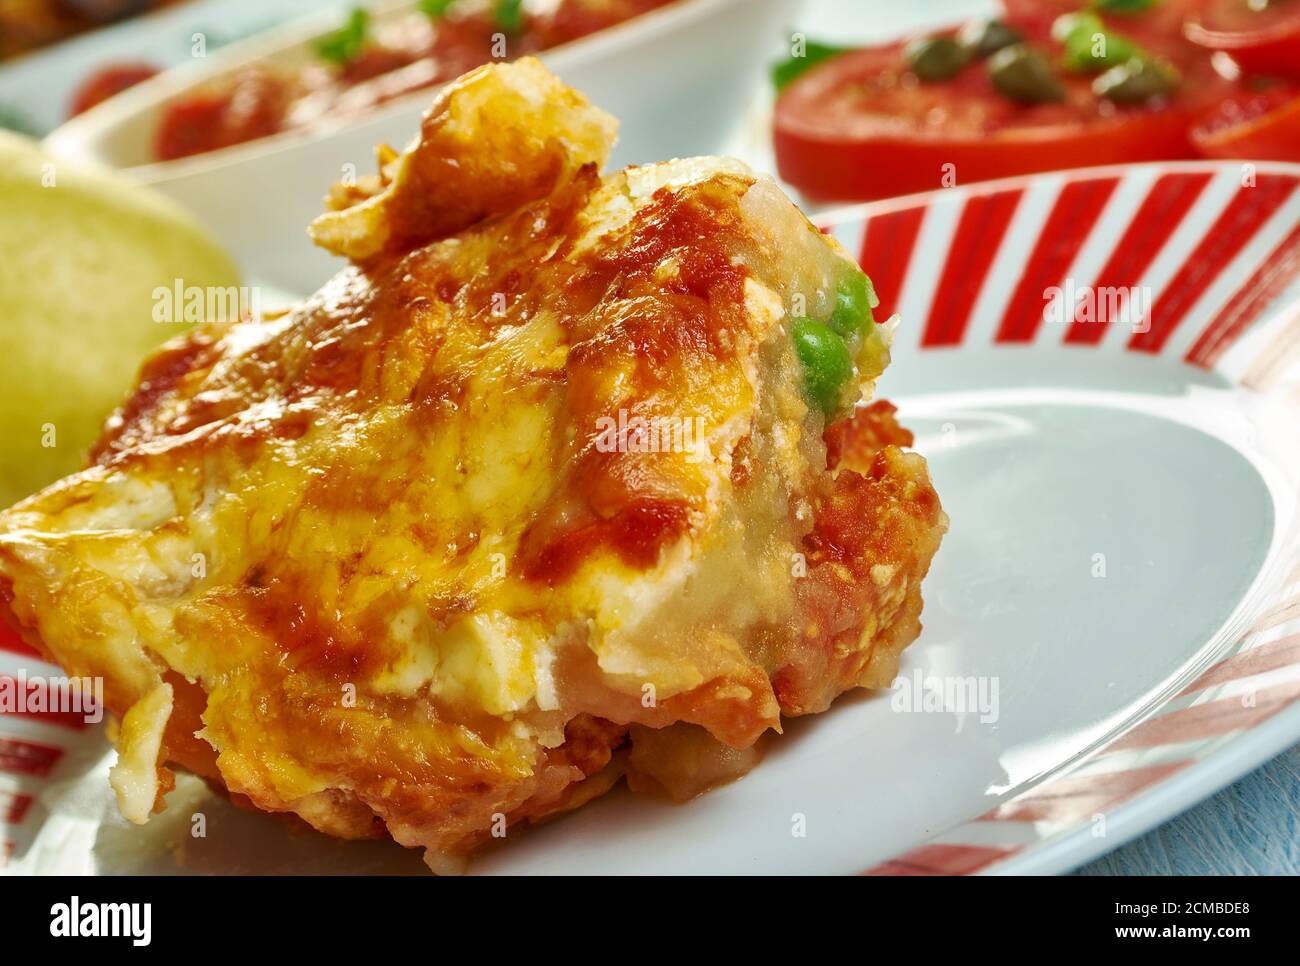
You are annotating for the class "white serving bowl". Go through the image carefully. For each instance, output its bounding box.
[44,0,794,294]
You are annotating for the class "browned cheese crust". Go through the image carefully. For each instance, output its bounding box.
[0,59,945,870]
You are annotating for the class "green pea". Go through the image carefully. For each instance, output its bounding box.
[1093,57,1179,104]
[988,43,1065,104]
[828,271,877,338]
[905,36,971,82]
[792,317,853,417]
[959,18,1023,59]
[1054,12,1141,72]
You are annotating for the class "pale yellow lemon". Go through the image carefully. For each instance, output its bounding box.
[0,132,239,507]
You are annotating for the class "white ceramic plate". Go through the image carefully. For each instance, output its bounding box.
[4,160,1300,875]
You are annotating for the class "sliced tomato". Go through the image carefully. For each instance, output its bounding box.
[1003,0,1214,30]
[1186,0,1300,78]
[773,17,1233,202]
[68,62,158,117]
[1192,83,1300,157]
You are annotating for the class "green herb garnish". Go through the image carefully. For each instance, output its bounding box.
[771,40,852,92]
[1055,12,1142,72]
[315,7,370,66]
[494,0,524,35]
[417,0,456,18]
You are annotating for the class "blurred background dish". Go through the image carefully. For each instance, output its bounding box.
[42,0,791,294]
[772,0,1300,203]
[48,0,688,167]
[0,0,189,61]
[142,0,685,164]
[0,0,323,135]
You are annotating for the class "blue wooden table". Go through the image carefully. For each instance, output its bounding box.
[1073,744,1300,875]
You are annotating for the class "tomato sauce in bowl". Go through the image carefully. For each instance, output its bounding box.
[154,0,677,162]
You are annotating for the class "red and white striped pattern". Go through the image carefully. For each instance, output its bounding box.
[819,161,1300,876]
[828,162,1300,375]
[0,623,67,867]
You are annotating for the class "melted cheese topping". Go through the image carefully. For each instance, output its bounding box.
[0,60,945,865]
[108,682,173,825]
